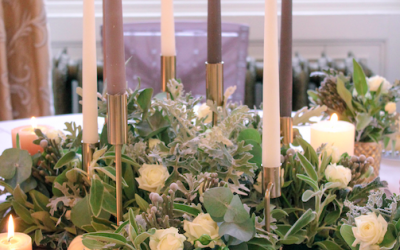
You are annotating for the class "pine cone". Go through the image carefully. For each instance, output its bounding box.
[315,76,347,114]
[340,155,374,186]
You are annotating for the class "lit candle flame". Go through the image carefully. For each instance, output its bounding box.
[31,117,37,129]
[330,113,338,122]
[8,215,14,241]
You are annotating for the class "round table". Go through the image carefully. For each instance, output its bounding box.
[0,114,399,194]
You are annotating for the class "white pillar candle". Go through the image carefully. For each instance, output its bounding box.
[82,0,99,143]
[262,0,281,169]
[311,114,355,156]
[161,0,176,56]
[0,215,32,250]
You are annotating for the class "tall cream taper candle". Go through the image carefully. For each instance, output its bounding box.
[82,0,99,143]
[161,0,176,56]
[262,0,280,169]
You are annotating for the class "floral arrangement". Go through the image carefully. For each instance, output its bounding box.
[308,60,400,145]
[0,81,397,250]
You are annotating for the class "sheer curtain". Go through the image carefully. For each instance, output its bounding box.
[0,0,53,121]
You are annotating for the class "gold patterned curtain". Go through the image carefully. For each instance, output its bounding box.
[0,0,53,121]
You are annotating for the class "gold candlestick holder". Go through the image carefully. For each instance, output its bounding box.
[161,55,176,93]
[206,62,224,126]
[281,117,293,146]
[107,94,128,224]
[82,142,100,175]
[263,166,282,231]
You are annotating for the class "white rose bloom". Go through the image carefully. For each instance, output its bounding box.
[323,144,340,163]
[149,138,161,149]
[136,164,170,193]
[184,213,220,248]
[197,103,212,123]
[149,228,186,250]
[46,129,66,144]
[368,76,392,94]
[352,213,388,250]
[385,102,397,114]
[324,164,352,188]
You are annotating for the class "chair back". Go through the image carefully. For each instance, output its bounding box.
[121,21,249,102]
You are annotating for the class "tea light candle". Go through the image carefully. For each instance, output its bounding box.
[0,215,32,250]
[310,114,355,156]
[11,117,54,155]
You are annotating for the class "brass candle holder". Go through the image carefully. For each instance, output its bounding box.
[206,62,224,126]
[161,55,176,93]
[280,117,293,146]
[82,142,100,175]
[263,166,282,232]
[107,94,128,224]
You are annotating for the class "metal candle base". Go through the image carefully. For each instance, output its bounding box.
[107,94,128,224]
[281,117,293,146]
[206,62,224,126]
[161,55,176,93]
[262,167,281,232]
[82,142,100,174]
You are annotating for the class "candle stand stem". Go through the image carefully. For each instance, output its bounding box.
[206,62,224,126]
[264,182,274,232]
[107,94,128,224]
[161,55,176,93]
[82,142,100,175]
[115,144,123,223]
[262,167,282,231]
[280,117,293,146]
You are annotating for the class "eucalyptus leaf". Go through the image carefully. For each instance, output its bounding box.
[219,217,255,242]
[0,148,32,187]
[244,140,262,167]
[136,110,170,139]
[203,187,234,222]
[238,129,262,144]
[224,195,249,224]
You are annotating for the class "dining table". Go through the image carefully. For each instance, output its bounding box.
[0,113,399,195]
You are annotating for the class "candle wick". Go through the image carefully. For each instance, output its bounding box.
[7,236,13,243]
